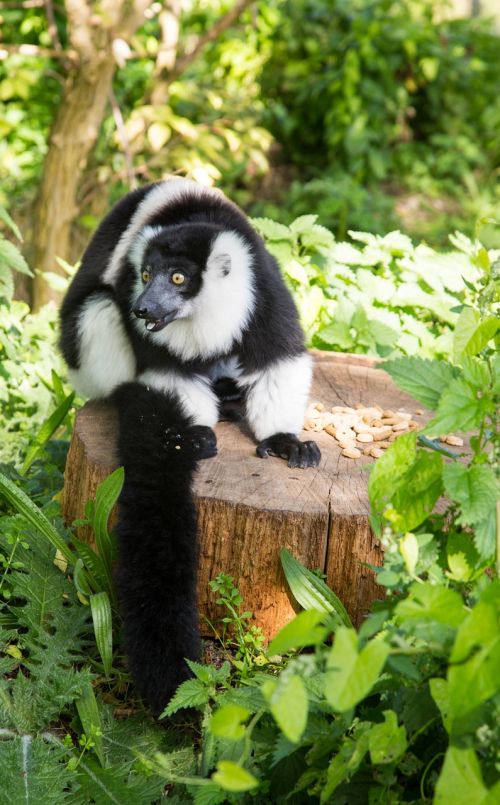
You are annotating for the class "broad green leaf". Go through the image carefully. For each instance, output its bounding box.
[263,674,308,743]
[21,393,75,474]
[324,628,389,712]
[447,601,500,725]
[385,450,443,532]
[0,205,22,239]
[268,609,326,655]
[212,761,258,792]
[321,727,371,802]
[443,463,498,527]
[453,307,480,362]
[0,471,76,565]
[76,682,105,767]
[368,432,417,520]
[434,747,487,805]
[280,549,352,627]
[429,678,451,732]
[161,678,210,717]
[446,532,482,582]
[460,356,491,388]
[251,217,291,241]
[382,356,458,409]
[368,710,407,764]
[423,377,493,436]
[0,238,33,275]
[211,704,250,741]
[474,509,497,559]
[90,592,113,677]
[289,214,318,233]
[462,316,500,357]
[395,582,466,628]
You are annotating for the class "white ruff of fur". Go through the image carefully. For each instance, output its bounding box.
[240,353,313,441]
[139,369,219,427]
[131,230,255,361]
[128,225,164,272]
[69,294,136,398]
[103,179,224,285]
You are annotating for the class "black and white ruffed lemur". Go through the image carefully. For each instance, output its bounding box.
[60,179,321,714]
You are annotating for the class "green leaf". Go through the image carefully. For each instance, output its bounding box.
[462,317,500,357]
[76,682,105,767]
[268,609,327,655]
[395,582,466,628]
[434,747,488,804]
[453,307,480,362]
[368,432,417,520]
[324,628,389,711]
[0,471,76,566]
[289,214,318,233]
[280,549,352,627]
[368,710,407,764]
[443,463,498,527]
[262,674,308,743]
[90,592,113,677]
[212,761,258,792]
[460,356,491,389]
[474,509,497,559]
[211,704,250,741]
[92,467,123,565]
[251,217,291,241]
[0,238,33,276]
[447,601,500,726]
[429,678,451,732]
[161,678,210,717]
[423,377,493,436]
[385,450,443,532]
[0,205,22,240]
[382,357,458,410]
[21,393,75,474]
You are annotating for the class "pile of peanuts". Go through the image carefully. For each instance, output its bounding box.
[304,402,463,460]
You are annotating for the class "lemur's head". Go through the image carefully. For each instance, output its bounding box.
[130,223,234,333]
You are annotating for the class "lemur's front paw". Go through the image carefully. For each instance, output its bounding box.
[256,433,321,469]
[164,425,217,460]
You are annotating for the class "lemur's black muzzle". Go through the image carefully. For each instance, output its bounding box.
[133,275,180,332]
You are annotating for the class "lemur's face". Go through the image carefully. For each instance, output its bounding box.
[132,226,208,333]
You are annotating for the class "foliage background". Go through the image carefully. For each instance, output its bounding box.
[0,1,499,802]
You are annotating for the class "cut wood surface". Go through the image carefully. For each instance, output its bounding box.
[62,352,427,638]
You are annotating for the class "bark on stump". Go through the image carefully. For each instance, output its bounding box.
[61,352,423,639]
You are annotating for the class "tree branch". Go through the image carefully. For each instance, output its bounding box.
[108,86,137,190]
[43,0,63,53]
[166,0,256,82]
[0,42,78,60]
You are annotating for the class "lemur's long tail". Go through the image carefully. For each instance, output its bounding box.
[111,382,217,715]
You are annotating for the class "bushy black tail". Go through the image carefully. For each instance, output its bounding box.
[111,382,217,715]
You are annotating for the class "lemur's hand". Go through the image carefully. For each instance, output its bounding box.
[256,433,321,469]
[164,425,217,460]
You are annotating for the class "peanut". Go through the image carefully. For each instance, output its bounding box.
[392,420,409,431]
[342,446,362,459]
[445,435,464,447]
[357,433,374,443]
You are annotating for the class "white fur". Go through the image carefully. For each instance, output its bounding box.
[128,225,164,271]
[135,230,255,361]
[69,294,136,398]
[103,179,224,285]
[139,369,219,427]
[240,353,313,441]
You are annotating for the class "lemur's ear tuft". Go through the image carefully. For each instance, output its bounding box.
[208,252,231,277]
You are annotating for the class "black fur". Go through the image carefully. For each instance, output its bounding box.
[111,382,216,715]
[256,433,321,469]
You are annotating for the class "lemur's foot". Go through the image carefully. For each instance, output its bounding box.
[164,425,217,460]
[256,433,321,469]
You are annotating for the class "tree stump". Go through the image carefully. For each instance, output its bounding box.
[61,352,423,639]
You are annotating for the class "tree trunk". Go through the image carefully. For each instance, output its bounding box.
[31,55,116,309]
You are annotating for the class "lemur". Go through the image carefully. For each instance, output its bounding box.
[60,178,320,714]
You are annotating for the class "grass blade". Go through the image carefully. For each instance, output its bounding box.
[92,468,123,565]
[280,549,352,628]
[21,392,75,474]
[0,470,76,565]
[76,681,106,767]
[90,591,113,678]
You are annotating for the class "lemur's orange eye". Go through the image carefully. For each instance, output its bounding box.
[172,272,185,285]
[142,269,150,283]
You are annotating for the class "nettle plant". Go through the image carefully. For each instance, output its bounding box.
[146,242,499,802]
[253,216,486,360]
